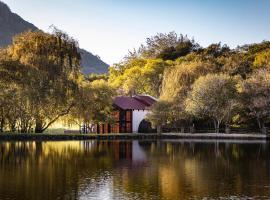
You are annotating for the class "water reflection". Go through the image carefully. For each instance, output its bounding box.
[0,140,269,200]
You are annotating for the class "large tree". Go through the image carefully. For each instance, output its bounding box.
[146,100,171,134]
[6,29,81,133]
[185,74,238,133]
[240,69,270,132]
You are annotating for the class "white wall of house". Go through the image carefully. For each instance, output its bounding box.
[132,110,149,133]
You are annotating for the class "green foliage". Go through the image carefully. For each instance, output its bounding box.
[2,29,270,133]
[240,69,270,129]
[109,31,270,132]
[185,74,238,132]
[0,29,115,133]
[86,73,108,82]
[138,31,200,60]
[245,41,270,57]
[109,58,171,97]
[146,101,171,127]
[69,79,115,127]
[160,58,217,101]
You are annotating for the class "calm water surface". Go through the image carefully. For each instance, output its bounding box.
[0,140,270,200]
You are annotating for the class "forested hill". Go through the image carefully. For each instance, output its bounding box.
[0,1,109,74]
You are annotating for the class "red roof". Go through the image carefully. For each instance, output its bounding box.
[114,95,156,110]
[133,95,156,106]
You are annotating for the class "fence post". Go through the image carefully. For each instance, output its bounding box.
[181,126,185,133]
[190,124,195,134]
[157,125,162,135]
[225,125,231,134]
[262,126,269,135]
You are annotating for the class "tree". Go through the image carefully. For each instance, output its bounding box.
[160,56,218,101]
[240,69,270,132]
[139,31,200,60]
[185,74,238,133]
[109,58,170,97]
[219,52,252,78]
[146,101,171,134]
[69,79,115,133]
[7,29,81,133]
[0,55,35,133]
[198,43,231,59]
[122,66,146,95]
[142,59,172,97]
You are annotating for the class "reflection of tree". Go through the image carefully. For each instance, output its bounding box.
[0,141,133,200]
[0,141,269,199]
[126,141,270,199]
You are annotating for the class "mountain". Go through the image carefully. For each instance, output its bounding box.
[0,1,38,46]
[80,49,109,74]
[0,1,109,74]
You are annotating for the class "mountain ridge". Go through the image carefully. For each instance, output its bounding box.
[0,1,109,74]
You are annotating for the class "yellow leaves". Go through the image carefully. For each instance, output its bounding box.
[89,79,107,87]
[253,49,270,69]
[108,58,168,96]
[236,82,243,93]
[160,59,214,101]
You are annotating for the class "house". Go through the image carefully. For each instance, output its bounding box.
[96,95,156,134]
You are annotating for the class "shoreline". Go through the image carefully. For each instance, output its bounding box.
[0,132,269,141]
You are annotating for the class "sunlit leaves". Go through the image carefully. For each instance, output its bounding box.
[185,74,238,132]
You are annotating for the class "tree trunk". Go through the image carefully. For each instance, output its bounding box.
[213,119,217,133]
[213,119,220,133]
[216,120,220,133]
[225,124,231,134]
[157,125,162,135]
[0,118,4,132]
[256,116,262,130]
[34,104,74,133]
[35,118,44,133]
[256,117,268,134]
[261,125,268,134]
[10,122,16,133]
[82,124,87,134]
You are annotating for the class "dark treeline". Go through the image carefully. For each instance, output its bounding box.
[109,32,270,133]
[0,28,114,133]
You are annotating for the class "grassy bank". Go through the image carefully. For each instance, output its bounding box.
[0,133,269,141]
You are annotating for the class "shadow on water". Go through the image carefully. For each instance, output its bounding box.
[0,140,269,200]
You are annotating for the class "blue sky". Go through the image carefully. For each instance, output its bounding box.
[2,0,270,65]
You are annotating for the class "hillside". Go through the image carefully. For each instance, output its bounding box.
[80,49,109,74]
[0,1,38,46]
[0,1,109,74]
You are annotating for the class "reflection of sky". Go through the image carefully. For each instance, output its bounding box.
[78,173,114,200]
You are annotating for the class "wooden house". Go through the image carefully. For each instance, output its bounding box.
[97,95,156,134]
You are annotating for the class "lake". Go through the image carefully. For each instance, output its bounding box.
[0,140,269,200]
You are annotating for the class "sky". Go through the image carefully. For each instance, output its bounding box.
[2,0,270,65]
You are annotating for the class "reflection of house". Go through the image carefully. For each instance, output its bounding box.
[114,141,133,160]
[97,95,156,134]
[96,141,146,163]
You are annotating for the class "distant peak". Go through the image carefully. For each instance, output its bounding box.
[0,1,11,12]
